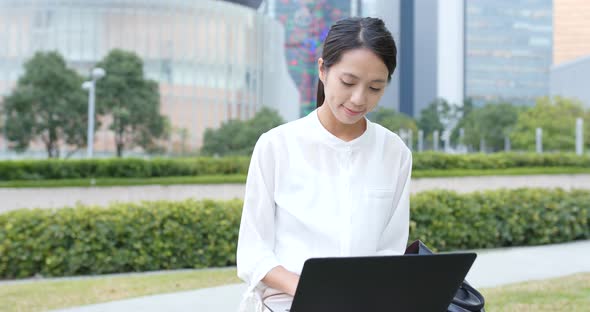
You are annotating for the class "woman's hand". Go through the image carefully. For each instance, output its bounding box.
[262,266,300,296]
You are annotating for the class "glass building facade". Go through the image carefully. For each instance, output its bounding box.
[266,0,355,116]
[553,0,590,65]
[0,0,295,157]
[465,0,553,106]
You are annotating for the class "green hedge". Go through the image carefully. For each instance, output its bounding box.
[0,157,250,181]
[412,152,590,170]
[1,188,589,279]
[0,199,243,279]
[1,153,589,181]
[410,188,590,250]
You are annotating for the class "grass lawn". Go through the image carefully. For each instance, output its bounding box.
[0,268,241,312]
[0,269,588,312]
[412,167,590,178]
[1,167,590,188]
[0,174,247,188]
[481,273,590,311]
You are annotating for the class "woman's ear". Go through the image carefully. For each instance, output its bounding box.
[318,58,326,83]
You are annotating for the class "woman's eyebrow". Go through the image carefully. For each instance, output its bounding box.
[342,72,386,83]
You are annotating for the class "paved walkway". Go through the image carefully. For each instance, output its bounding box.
[49,240,590,312]
[2,174,590,213]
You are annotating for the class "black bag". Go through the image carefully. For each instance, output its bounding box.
[405,240,486,312]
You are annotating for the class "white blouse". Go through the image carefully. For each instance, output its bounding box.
[236,108,412,311]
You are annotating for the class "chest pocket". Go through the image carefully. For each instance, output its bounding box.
[363,188,395,229]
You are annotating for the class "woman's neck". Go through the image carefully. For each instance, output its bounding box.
[317,105,367,142]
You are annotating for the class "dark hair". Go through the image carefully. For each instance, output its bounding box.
[316,17,397,108]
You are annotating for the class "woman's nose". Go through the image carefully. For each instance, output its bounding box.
[350,88,367,107]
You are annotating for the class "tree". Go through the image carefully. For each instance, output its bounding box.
[458,102,520,152]
[201,119,247,157]
[95,49,168,157]
[417,98,460,135]
[450,98,474,145]
[373,107,418,133]
[0,109,4,135]
[172,126,190,155]
[372,106,397,122]
[417,98,462,149]
[461,97,475,119]
[510,97,590,152]
[201,107,285,156]
[2,51,89,158]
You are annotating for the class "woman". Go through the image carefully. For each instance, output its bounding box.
[237,17,412,312]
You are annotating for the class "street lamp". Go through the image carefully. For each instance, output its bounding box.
[82,67,105,158]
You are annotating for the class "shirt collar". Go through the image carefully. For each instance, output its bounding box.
[308,107,373,150]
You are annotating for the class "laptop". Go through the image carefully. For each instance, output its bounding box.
[264,253,476,312]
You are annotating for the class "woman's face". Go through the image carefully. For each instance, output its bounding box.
[318,48,389,125]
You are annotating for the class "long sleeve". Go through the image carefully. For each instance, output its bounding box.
[236,133,280,307]
[376,147,412,256]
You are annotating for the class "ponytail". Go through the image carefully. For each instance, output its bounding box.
[316,79,325,108]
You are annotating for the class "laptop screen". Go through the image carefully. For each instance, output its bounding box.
[288,253,476,312]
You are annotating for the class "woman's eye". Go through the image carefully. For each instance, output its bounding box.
[341,80,354,86]
[370,87,382,92]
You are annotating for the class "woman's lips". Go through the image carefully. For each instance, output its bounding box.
[343,106,363,116]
